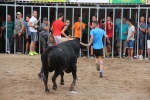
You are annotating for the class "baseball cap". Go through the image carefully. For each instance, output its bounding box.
[43,17,48,21]
[16,12,21,15]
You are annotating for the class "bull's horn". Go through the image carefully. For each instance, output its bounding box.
[80,42,90,47]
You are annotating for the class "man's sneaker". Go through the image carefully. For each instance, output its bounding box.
[25,51,29,55]
[29,52,34,56]
[99,72,103,78]
[90,55,94,59]
[138,55,143,60]
[6,51,10,54]
[134,55,139,59]
[123,55,126,58]
[96,63,100,71]
[18,52,22,54]
[117,54,120,58]
[33,51,38,55]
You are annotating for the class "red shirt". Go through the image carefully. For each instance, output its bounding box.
[106,22,113,38]
[52,19,64,36]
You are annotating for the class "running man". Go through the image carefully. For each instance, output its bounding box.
[80,21,108,77]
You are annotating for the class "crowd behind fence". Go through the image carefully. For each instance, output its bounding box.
[0,4,150,60]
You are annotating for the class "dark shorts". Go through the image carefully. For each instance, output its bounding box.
[139,37,144,50]
[82,33,88,43]
[40,37,47,48]
[25,35,31,43]
[93,49,103,57]
[126,40,134,48]
[106,37,112,46]
[31,32,38,42]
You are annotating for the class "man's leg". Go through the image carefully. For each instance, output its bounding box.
[127,48,131,57]
[16,34,19,52]
[18,35,23,53]
[130,48,133,58]
[123,41,126,57]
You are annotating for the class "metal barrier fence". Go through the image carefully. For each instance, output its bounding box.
[0,3,150,59]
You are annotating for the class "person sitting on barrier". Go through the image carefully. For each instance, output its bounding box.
[60,19,72,42]
[116,17,128,58]
[24,15,31,55]
[146,17,150,60]
[1,15,14,54]
[126,19,135,59]
[39,17,50,52]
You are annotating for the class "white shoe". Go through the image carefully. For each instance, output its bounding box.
[6,51,10,54]
[138,55,143,60]
[134,55,139,59]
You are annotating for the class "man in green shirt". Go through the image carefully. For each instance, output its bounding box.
[82,11,88,56]
[1,15,14,54]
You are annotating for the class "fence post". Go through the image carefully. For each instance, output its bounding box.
[119,8,123,58]
[14,2,16,54]
[5,5,8,53]
[145,8,148,59]
[104,8,107,58]
[87,8,90,58]
[71,8,74,37]
[112,8,115,58]
[22,6,25,54]
[80,8,82,57]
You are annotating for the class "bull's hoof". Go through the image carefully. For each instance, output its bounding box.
[45,88,50,93]
[70,83,75,91]
[60,81,64,85]
[53,84,57,90]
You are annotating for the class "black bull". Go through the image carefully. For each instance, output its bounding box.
[38,39,81,92]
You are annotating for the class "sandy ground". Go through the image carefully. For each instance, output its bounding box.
[0,54,150,100]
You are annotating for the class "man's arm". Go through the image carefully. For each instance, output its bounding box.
[61,26,68,38]
[139,24,146,33]
[42,22,50,31]
[108,23,113,30]
[28,21,33,27]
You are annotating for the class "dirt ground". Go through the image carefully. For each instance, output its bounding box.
[0,54,150,100]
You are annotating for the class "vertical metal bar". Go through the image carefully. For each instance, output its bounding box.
[80,8,82,57]
[55,3,58,20]
[71,8,74,36]
[5,5,8,53]
[129,8,131,19]
[14,2,16,54]
[104,8,107,58]
[145,8,148,59]
[120,8,123,58]
[48,7,50,33]
[97,5,99,21]
[137,6,140,56]
[134,9,137,56]
[112,8,115,58]
[31,6,33,14]
[64,7,66,22]
[87,8,90,58]
[39,7,41,54]
[22,6,24,54]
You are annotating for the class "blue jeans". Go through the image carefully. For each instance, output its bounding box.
[31,32,38,42]
[5,37,13,52]
[126,40,134,49]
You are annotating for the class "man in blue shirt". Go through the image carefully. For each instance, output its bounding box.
[80,21,108,78]
[116,18,128,57]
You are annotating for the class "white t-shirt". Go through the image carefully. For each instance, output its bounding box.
[127,25,135,40]
[29,16,37,32]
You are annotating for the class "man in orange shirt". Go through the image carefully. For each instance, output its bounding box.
[72,15,85,41]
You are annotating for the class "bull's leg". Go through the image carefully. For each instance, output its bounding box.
[44,69,50,93]
[38,67,44,80]
[52,70,62,90]
[60,71,64,85]
[70,63,77,91]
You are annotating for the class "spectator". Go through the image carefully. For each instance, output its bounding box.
[134,16,146,60]
[39,17,50,52]
[116,18,128,58]
[0,18,2,52]
[51,13,64,45]
[1,15,14,54]
[48,33,54,46]
[61,19,71,42]
[72,15,85,41]
[82,11,88,44]
[126,19,135,59]
[28,10,40,56]
[146,17,150,59]
[88,15,100,58]
[104,16,113,57]
[14,12,24,54]
[24,15,31,54]
[115,11,121,26]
